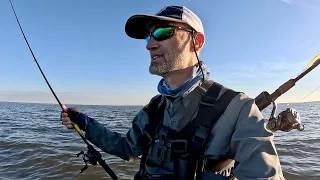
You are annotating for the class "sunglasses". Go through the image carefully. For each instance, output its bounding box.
[145,26,194,43]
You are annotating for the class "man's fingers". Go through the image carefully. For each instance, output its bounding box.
[66,124,74,129]
[61,112,69,117]
[62,119,74,129]
[62,117,71,123]
[61,119,71,125]
[60,105,73,129]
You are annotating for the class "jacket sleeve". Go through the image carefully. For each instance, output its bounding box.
[84,107,150,161]
[229,98,285,180]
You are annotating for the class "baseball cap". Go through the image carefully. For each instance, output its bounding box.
[125,5,204,39]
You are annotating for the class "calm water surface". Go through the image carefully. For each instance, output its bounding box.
[0,101,319,180]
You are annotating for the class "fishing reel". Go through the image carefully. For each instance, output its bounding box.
[267,101,304,132]
[76,145,100,173]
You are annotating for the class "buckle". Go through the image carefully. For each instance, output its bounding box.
[153,145,167,166]
[200,96,216,107]
[167,139,187,153]
[194,125,210,141]
[190,125,210,159]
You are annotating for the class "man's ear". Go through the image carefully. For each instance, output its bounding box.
[192,32,205,51]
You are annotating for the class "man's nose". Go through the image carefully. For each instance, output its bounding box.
[146,37,159,50]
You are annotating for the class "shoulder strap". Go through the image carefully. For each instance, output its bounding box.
[190,80,239,159]
[191,80,239,176]
[141,94,166,144]
[143,94,163,123]
[140,94,165,145]
[135,95,165,179]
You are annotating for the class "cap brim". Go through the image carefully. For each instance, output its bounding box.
[125,14,186,39]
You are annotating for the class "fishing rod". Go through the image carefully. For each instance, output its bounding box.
[204,56,320,171]
[8,1,117,179]
[255,54,320,111]
[255,54,320,132]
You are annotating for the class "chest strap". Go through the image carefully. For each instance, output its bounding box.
[138,80,239,176]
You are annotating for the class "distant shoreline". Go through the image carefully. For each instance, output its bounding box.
[0,100,318,107]
[0,100,145,107]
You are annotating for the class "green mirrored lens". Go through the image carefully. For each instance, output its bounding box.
[153,27,173,41]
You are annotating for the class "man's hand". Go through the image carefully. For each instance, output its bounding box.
[61,104,74,129]
[60,104,90,130]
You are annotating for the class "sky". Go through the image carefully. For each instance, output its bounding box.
[0,0,320,105]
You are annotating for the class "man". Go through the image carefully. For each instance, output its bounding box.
[61,5,285,180]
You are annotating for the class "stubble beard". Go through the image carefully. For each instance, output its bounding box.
[149,48,185,76]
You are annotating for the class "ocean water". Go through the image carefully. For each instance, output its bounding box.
[0,101,319,180]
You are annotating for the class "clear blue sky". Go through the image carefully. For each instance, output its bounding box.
[1,0,319,105]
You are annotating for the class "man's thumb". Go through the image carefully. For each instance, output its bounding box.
[62,104,68,112]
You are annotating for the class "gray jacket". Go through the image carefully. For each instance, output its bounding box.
[84,80,285,180]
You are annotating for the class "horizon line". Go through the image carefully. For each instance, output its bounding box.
[1,99,319,107]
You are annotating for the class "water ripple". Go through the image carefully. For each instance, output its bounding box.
[0,101,319,179]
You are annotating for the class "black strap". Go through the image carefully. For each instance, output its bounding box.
[137,95,165,149]
[197,83,238,146]
[137,80,239,178]
[143,95,163,123]
[151,80,239,157]
[189,82,222,157]
[193,85,239,175]
[135,95,165,179]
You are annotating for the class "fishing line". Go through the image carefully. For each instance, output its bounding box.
[8,0,62,108]
[8,0,89,145]
[255,54,320,110]
[299,84,320,102]
[8,1,117,179]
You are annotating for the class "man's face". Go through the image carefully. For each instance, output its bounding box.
[146,22,193,76]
